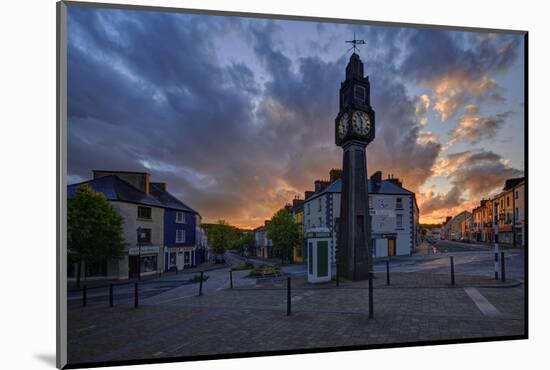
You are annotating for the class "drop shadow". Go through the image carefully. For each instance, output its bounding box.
[34,353,56,367]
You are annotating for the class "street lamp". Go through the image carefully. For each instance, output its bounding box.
[136,227,143,281]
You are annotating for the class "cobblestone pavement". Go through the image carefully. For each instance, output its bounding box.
[67,271,525,366]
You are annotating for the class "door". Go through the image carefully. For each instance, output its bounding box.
[177,252,183,270]
[317,241,329,277]
[388,238,396,257]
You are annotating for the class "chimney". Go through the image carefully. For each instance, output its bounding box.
[93,170,150,194]
[370,171,382,186]
[292,198,304,208]
[151,182,167,192]
[305,191,314,200]
[314,180,330,192]
[329,168,343,183]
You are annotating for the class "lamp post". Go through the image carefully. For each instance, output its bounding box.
[136,226,143,281]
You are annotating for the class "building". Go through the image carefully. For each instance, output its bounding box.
[303,170,419,263]
[67,171,165,280]
[254,221,273,258]
[493,177,525,246]
[67,170,206,280]
[149,182,206,271]
[443,211,472,241]
[459,214,472,241]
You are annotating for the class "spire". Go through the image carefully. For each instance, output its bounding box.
[345,52,364,80]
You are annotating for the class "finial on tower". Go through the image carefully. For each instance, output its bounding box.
[345,32,366,54]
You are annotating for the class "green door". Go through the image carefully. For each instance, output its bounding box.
[317,241,328,277]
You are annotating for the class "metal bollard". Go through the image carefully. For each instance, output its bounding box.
[230,269,233,289]
[450,256,455,285]
[134,282,139,308]
[501,252,506,282]
[82,285,87,307]
[287,277,291,316]
[109,284,113,307]
[368,272,374,319]
[199,271,204,296]
[494,253,499,280]
[386,260,390,286]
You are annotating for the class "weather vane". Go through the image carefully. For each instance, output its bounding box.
[346,32,366,54]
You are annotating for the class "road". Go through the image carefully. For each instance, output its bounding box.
[68,242,525,307]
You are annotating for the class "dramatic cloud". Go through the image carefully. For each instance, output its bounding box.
[419,150,523,221]
[66,7,524,227]
[450,105,511,144]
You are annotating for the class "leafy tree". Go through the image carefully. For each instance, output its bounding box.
[235,232,256,256]
[266,208,301,264]
[207,220,238,255]
[68,184,125,288]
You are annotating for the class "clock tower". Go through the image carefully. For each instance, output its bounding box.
[335,51,375,281]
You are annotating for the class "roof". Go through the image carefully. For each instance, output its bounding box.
[149,182,198,214]
[67,175,164,207]
[305,178,414,202]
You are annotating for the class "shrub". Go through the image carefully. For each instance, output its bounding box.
[238,261,254,270]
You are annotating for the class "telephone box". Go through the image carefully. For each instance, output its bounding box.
[305,227,332,283]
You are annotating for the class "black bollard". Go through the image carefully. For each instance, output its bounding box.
[230,269,233,289]
[494,253,499,280]
[134,282,139,308]
[199,271,204,296]
[82,285,87,307]
[287,277,291,316]
[386,260,390,286]
[368,272,374,319]
[450,256,455,285]
[109,284,113,307]
[501,252,506,282]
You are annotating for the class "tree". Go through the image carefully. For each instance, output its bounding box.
[235,232,256,256]
[266,208,301,264]
[68,184,125,288]
[207,220,238,255]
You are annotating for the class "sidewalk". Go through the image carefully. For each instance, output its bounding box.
[67,270,525,365]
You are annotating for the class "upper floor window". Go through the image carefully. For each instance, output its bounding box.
[506,196,510,207]
[515,191,519,199]
[137,228,151,244]
[176,212,185,223]
[318,198,322,212]
[396,214,403,229]
[307,203,310,215]
[176,229,186,243]
[396,197,403,209]
[319,217,322,227]
[369,196,373,209]
[515,207,519,220]
[137,206,152,220]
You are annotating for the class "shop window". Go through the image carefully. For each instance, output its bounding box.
[140,256,157,273]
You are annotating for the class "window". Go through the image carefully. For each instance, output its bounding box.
[396,214,403,229]
[369,196,373,209]
[307,203,310,215]
[307,220,311,229]
[176,212,185,223]
[137,206,152,220]
[515,208,519,220]
[506,196,510,207]
[319,217,323,227]
[515,191,519,199]
[396,197,403,209]
[137,228,151,244]
[176,229,186,243]
[354,85,366,102]
[318,198,322,212]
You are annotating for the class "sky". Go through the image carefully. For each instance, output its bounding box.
[66,5,525,228]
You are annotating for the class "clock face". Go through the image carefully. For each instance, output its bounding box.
[338,113,349,139]
[352,110,371,136]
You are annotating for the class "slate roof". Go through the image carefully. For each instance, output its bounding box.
[67,175,165,207]
[149,182,198,214]
[306,178,414,202]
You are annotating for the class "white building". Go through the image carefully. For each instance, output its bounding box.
[303,171,419,263]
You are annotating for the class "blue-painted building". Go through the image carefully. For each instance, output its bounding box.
[150,182,207,271]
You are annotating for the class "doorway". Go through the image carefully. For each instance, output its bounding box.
[388,238,396,257]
